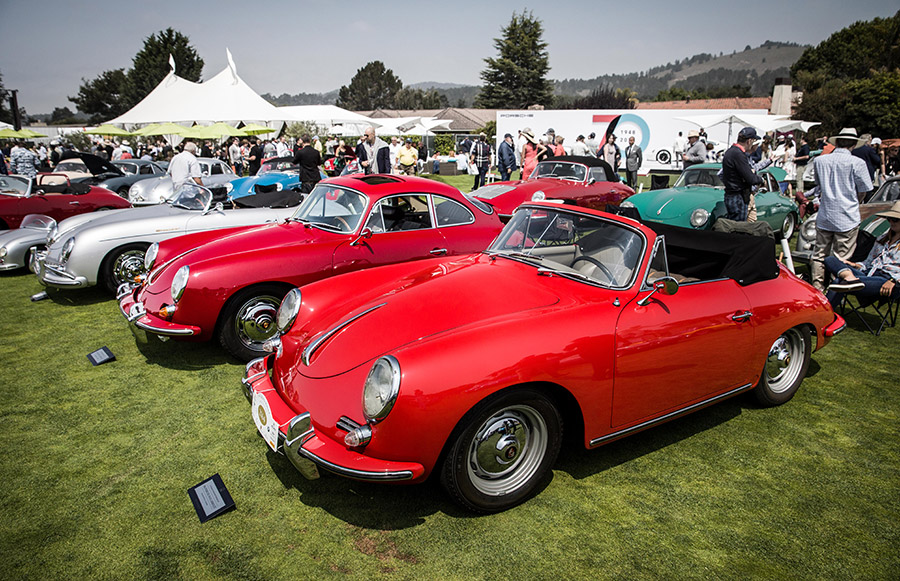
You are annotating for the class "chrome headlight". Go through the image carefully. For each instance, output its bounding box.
[224,182,234,193]
[690,208,710,228]
[144,242,159,272]
[620,200,635,208]
[531,190,546,202]
[170,265,189,303]
[362,355,400,423]
[276,288,301,333]
[275,182,284,191]
[0,247,7,259]
[801,220,816,240]
[60,237,75,263]
[48,224,59,244]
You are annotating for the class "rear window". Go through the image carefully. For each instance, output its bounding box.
[434,196,475,226]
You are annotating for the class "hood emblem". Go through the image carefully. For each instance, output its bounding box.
[656,198,674,216]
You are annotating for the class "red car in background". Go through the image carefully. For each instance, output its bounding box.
[120,175,503,360]
[473,156,634,221]
[0,174,130,230]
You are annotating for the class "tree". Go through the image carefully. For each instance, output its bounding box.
[392,87,449,109]
[558,85,637,109]
[68,68,130,124]
[124,28,204,108]
[0,70,11,124]
[336,61,403,110]
[475,11,553,109]
[49,107,79,124]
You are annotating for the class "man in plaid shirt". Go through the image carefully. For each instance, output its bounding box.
[469,132,492,191]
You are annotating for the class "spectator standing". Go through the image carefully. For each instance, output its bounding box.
[168,141,203,188]
[602,135,620,171]
[325,136,337,157]
[515,130,526,170]
[120,140,134,157]
[291,134,322,193]
[554,136,566,157]
[851,134,881,192]
[395,138,418,175]
[228,138,243,175]
[673,131,688,167]
[200,140,212,158]
[682,130,706,169]
[275,137,290,158]
[247,138,262,176]
[388,136,401,170]
[624,136,642,189]
[469,132,492,191]
[355,126,391,174]
[311,136,323,157]
[0,150,7,175]
[10,142,38,179]
[721,127,763,222]
[794,135,811,193]
[585,132,599,157]
[810,128,874,291]
[520,128,541,180]
[497,133,517,181]
[698,127,708,142]
[871,137,886,185]
[571,135,591,157]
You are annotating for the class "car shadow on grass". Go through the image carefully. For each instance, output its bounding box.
[41,286,112,307]
[135,337,237,369]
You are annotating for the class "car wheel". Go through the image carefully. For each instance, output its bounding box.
[656,150,671,164]
[781,213,796,240]
[100,243,149,294]
[441,388,562,513]
[753,327,811,406]
[117,187,129,198]
[219,285,288,361]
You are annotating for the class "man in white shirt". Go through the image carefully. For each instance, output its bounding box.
[169,141,203,189]
[388,136,401,170]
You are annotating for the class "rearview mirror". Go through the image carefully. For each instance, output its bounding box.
[637,276,679,306]
[350,227,373,246]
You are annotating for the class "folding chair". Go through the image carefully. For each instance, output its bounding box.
[838,292,899,336]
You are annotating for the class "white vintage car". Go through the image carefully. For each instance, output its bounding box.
[127,157,236,205]
[33,184,301,294]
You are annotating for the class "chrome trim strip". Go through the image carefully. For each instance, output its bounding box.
[589,383,754,447]
[302,302,387,366]
[43,263,76,279]
[134,320,197,336]
[297,447,415,481]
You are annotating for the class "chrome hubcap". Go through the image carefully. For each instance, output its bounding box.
[112,250,145,285]
[766,330,804,393]
[467,404,547,496]
[234,295,281,347]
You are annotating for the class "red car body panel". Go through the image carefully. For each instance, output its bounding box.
[0,183,130,229]
[245,202,843,483]
[121,175,503,345]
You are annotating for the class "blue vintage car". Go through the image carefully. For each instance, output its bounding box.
[622,163,800,239]
[225,157,327,202]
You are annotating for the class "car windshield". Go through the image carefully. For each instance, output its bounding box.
[531,161,586,182]
[675,168,724,188]
[259,161,297,175]
[869,180,900,204]
[0,175,29,196]
[488,207,644,288]
[21,214,56,230]
[290,184,367,233]
[55,160,89,174]
[170,184,212,210]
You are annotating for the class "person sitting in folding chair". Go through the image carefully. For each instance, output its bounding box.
[825,201,900,310]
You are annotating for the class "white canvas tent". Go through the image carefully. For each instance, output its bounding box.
[276,105,377,129]
[676,113,820,142]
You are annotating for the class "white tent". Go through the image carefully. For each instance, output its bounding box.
[276,105,377,128]
[676,113,819,142]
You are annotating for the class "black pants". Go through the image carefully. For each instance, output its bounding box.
[301,180,319,194]
[626,169,638,189]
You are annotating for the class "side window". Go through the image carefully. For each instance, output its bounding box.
[646,236,669,285]
[589,167,607,183]
[139,165,153,175]
[372,195,433,231]
[199,163,210,175]
[210,163,224,175]
[365,204,385,233]
[434,196,475,227]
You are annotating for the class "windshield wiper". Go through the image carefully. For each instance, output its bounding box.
[537,267,596,283]
[308,221,342,232]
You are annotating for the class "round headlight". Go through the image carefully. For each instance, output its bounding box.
[171,265,189,303]
[802,220,816,239]
[60,237,75,263]
[276,288,302,333]
[276,182,284,191]
[362,355,401,422]
[690,208,710,228]
[620,200,635,208]
[224,182,234,193]
[531,190,546,202]
[144,242,159,272]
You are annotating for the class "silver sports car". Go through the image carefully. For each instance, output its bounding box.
[127,157,236,205]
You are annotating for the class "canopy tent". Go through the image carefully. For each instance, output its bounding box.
[0,128,22,139]
[275,105,377,129]
[676,113,819,142]
[179,122,248,139]
[85,124,133,137]
[372,117,453,136]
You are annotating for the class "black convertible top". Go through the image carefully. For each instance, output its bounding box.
[232,189,302,209]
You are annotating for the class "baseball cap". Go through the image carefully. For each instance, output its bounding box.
[738,127,759,140]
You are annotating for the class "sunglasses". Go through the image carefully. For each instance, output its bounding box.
[887,217,899,223]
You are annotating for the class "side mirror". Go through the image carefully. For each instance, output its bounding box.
[350,227,373,246]
[637,276,679,306]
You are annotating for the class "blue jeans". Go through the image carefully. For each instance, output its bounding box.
[723,193,747,221]
[823,255,899,307]
[472,166,488,190]
[499,165,514,182]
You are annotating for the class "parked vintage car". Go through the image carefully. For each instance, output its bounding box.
[242,202,845,512]
[225,157,326,202]
[0,174,130,230]
[621,163,800,238]
[0,214,55,271]
[472,156,634,221]
[794,174,900,263]
[127,157,236,205]
[42,154,166,197]
[33,184,300,294]
[120,175,503,360]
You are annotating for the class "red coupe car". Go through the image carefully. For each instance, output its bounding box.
[119,175,503,361]
[242,202,845,513]
[0,174,130,230]
[472,156,634,221]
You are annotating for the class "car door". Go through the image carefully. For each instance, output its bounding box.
[19,190,84,222]
[611,237,757,428]
[332,193,448,275]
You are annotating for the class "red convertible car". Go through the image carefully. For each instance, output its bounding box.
[119,175,503,360]
[242,202,845,513]
[472,156,634,221]
[0,174,130,229]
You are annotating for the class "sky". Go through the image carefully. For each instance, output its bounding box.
[0,0,896,115]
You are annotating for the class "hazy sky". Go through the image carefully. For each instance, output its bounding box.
[1,0,895,114]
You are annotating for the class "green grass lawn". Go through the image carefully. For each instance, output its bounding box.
[1,242,898,579]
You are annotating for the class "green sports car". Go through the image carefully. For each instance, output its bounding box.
[622,163,800,239]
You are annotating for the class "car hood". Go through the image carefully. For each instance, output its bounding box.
[285,254,561,379]
[629,187,717,221]
[56,204,183,239]
[78,152,125,177]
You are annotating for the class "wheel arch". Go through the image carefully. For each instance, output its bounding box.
[98,241,151,284]
[213,279,296,337]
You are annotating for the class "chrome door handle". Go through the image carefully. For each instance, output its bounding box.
[429,248,448,256]
[731,311,753,322]
[69,201,80,205]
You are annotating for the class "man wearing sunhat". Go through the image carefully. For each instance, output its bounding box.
[682,130,706,169]
[721,127,763,222]
[824,200,900,306]
[810,128,873,292]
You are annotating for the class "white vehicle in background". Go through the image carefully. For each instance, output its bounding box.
[127,157,236,205]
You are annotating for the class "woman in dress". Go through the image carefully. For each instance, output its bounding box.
[520,128,542,180]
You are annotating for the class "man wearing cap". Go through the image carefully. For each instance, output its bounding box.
[395,138,418,176]
[497,133,517,181]
[811,128,874,291]
[721,127,764,222]
[625,136,642,189]
[682,130,706,169]
[469,132,492,191]
[824,200,900,306]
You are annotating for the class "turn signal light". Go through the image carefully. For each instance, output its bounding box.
[344,425,372,448]
[159,304,177,319]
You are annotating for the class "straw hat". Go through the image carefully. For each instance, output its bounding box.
[875,201,900,221]
[521,128,537,144]
[687,130,700,139]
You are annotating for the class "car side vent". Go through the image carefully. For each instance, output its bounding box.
[336,416,362,433]
[353,175,402,185]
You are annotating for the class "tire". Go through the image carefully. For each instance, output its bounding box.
[440,388,562,513]
[781,212,796,240]
[753,327,811,407]
[218,284,288,361]
[117,187,130,198]
[100,243,149,294]
[656,150,671,165]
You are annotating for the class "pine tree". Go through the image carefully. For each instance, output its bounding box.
[475,11,553,109]
[335,61,403,111]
